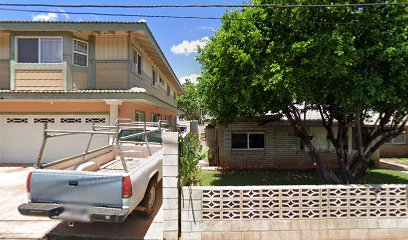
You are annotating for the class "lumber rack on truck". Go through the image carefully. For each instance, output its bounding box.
[35,118,167,172]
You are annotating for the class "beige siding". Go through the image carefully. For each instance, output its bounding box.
[0,63,9,89]
[72,71,88,90]
[95,63,128,89]
[0,34,10,60]
[95,36,128,60]
[130,74,177,108]
[15,70,63,90]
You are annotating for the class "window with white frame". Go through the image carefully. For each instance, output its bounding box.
[73,39,88,67]
[132,48,142,75]
[167,85,171,96]
[159,76,164,84]
[173,91,177,101]
[17,37,62,63]
[387,132,406,144]
[231,133,265,149]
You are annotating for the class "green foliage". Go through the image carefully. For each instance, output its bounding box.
[179,133,207,186]
[177,80,206,123]
[198,0,408,123]
[197,0,408,182]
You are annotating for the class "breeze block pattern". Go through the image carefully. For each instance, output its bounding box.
[201,185,407,220]
[181,185,408,240]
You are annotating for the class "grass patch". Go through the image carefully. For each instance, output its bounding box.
[201,169,408,186]
[381,158,408,167]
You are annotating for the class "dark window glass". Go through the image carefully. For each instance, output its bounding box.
[74,53,87,66]
[167,86,171,96]
[249,134,265,148]
[137,54,142,74]
[18,38,39,63]
[232,134,248,149]
[74,40,87,54]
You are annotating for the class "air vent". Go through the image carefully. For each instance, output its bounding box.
[60,118,82,123]
[6,118,28,123]
[34,118,55,123]
[85,118,106,124]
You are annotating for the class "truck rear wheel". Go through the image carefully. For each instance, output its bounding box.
[141,178,157,216]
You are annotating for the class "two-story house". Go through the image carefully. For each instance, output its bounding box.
[0,21,183,164]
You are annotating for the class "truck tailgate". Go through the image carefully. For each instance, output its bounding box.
[30,170,123,208]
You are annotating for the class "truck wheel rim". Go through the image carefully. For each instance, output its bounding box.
[148,187,156,209]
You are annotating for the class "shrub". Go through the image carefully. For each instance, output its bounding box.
[179,133,207,186]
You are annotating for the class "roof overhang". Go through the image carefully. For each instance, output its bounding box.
[0,89,181,113]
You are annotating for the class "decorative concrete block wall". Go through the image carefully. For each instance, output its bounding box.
[162,132,180,240]
[181,185,408,240]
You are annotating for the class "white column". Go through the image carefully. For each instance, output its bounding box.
[105,100,123,144]
[105,100,123,125]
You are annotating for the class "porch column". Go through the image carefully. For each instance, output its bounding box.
[105,100,123,125]
[105,100,123,144]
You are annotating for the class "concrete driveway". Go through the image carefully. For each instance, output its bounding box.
[0,166,163,240]
[0,166,60,239]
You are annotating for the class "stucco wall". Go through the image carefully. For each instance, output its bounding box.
[0,101,109,113]
[119,101,176,128]
[181,186,408,240]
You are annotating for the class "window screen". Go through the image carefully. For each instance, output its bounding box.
[232,134,248,149]
[249,134,265,148]
[17,38,39,63]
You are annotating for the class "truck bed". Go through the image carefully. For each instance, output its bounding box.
[98,157,145,173]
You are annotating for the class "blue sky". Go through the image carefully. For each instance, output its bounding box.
[0,0,244,83]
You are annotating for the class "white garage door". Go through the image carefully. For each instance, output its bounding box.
[0,114,109,164]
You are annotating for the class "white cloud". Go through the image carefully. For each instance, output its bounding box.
[180,74,201,85]
[32,12,58,21]
[138,19,147,23]
[198,26,214,31]
[171,37,209,56]
[58,8,70,20]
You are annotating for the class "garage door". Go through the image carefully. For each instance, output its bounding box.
[0,114,109,164]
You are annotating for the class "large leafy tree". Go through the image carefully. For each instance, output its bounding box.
[178,79,206,124]
[198,0,408,183]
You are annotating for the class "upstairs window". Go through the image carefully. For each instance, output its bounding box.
[174,91,177,101]
[17,37,62,63]
[73,39,88,67]
[132,48,142,75]
[167,85,171,96]
[152,69,157,86]
[232,133,265,150]
[159,76,164,84]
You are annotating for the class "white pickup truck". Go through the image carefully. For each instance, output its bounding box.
[18,120,167,223]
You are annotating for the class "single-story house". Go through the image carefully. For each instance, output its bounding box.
[205,114,406,169]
